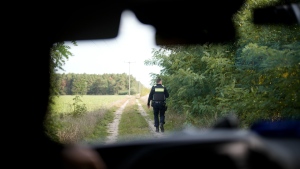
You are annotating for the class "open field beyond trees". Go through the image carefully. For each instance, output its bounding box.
[51,95,129,114]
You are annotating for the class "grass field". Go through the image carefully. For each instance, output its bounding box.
[51,95,128,114]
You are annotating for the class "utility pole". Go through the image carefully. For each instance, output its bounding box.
[125,61,135,95]
[138,81,140,94]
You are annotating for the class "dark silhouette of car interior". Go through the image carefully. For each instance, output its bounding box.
[51,1,300,169]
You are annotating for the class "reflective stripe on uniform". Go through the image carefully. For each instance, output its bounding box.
[155,88,164,92]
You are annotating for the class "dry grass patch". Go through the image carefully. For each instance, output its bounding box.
[57,109,107,144]
[53,96,130,144]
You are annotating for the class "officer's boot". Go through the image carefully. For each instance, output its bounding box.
[155,127,159,132]
[160,123,164,132]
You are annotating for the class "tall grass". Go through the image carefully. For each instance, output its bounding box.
[56,109,106,144]
[83,107,117,144]
[49,95,129,144]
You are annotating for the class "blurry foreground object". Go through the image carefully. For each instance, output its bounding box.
[62,145,107,169]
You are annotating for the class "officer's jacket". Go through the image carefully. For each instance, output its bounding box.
[147,84,169,105]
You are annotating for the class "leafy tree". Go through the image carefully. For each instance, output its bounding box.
[233,42,300,124]
[49,41,77,96]
[232,0,300,125]
[71,76,88,95]
[146,44,238,127]
[145,0,300,128]
[89,78,106,95]
[46,41,77,142]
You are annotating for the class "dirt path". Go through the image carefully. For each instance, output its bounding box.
[105,99,129,144]
[104,95,165,144]
[135,99,164,138]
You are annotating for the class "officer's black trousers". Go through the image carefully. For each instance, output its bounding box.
[152,103,166,127]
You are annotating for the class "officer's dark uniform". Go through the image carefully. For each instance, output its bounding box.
[147,83,169,132]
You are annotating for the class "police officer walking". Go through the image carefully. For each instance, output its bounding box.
[147,78,169,132]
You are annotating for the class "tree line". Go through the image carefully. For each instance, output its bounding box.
[53,73,149,96]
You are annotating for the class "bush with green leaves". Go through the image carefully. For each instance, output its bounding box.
[72,95,87,117]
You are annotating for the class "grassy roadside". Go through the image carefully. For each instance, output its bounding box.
[53,96,129,145]
[83,106,117,144]
[84,97,132,144]
[52,94,186,145]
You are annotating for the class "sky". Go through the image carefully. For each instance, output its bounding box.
[56,10,162,88]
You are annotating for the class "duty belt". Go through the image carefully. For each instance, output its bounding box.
[153,101,164,103]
